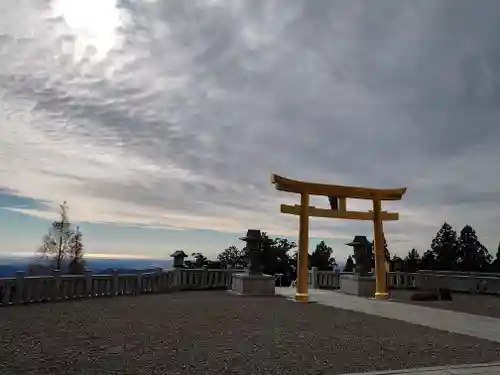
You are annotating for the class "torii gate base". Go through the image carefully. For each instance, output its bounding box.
[271,174,407,303]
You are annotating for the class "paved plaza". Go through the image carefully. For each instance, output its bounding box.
[275,287,500,343]
[276,287,500,375]
[344,362,500,375]
[349,362,500,375]
[1,290,499,374]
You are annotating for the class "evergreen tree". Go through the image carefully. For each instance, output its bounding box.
[430,222,459,270]
[68,226,85,274]
[217,245,245,269]
[290,250,311,269]
[310,241,337,271]
[457,225,491,272]
[369,236,390,269]
[259,233,297,276]
[421,249,436,270]
[191,253,208,268]
[404,248,421,272]
[390,255,404,271]
[491,242,500,272]
[383,236,390,262]
[37,202,73,271]
[343,255,355,272]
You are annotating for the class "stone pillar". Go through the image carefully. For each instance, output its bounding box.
[52,269,61,302]
[112,269,119,296]
[15,271,25,304]
[136,271,143,295]
[311,267,319,289]
[84,269,93,297]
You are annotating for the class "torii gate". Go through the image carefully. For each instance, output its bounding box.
[271,174,406,302]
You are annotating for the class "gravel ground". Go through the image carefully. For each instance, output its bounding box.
[390,289,500,318]
[1,291,500,375]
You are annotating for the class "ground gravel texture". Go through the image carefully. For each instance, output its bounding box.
[390,289,500,318]
[1,291,500,375]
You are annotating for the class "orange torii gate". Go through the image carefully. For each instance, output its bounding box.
[271,174,407,302]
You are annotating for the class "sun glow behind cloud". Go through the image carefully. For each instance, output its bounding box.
[50,0,129,62]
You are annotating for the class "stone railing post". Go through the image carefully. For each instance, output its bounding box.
[112,269,119,296]
[84,269,93,297]
[136,271,143,295]
[15,271,25,304]
[311,267,319,289]
[174,268,182,290]
[52,269,61,302]
[202,268,209,289]
[226,270,233,290]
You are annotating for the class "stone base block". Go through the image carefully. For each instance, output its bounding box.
[230,273,275,296]
[340,274,375,297]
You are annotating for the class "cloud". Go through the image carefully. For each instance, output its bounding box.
[2,0,500,255]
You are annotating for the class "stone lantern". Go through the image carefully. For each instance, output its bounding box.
[239,229,263,275]
[229,229,275,296]
[170,250,188,268]
[346,235,373,276]
[339,235,376,297]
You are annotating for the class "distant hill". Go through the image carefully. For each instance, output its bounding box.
[0,265,23,277]
[0,256,173,277]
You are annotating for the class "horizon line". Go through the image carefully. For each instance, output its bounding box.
[0,252,164,260]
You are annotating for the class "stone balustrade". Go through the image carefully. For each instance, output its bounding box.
[416,270,500,294]
[387,271,418,289]
[306,269,500,293]
[2,268,500,307]
[307,268,342,289]
[0,268,243,307]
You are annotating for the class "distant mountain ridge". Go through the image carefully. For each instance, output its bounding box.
[0,256,173,277]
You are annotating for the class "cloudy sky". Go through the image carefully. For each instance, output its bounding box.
[1,0,500,262]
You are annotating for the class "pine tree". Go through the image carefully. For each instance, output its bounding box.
[430,222,459,270]
[404,248,421,272]
[68,226,85,274]
[457,225,491,272]
[369,235,390,270]
[421,249,436,270]
[343,255,355,272]
[310,241,337,271]
[492,242,500,272]
[383,236,390,262]
[37,202,73,270]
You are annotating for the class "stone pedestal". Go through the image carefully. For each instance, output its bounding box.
[340,273,375,297]
[230,273,275,296]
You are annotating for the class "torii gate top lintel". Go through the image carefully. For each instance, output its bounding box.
[271,174,406,201]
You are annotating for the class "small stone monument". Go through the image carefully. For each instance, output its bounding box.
[230,229,275,296]
[171,250,188,268]
[340,235,376,297]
